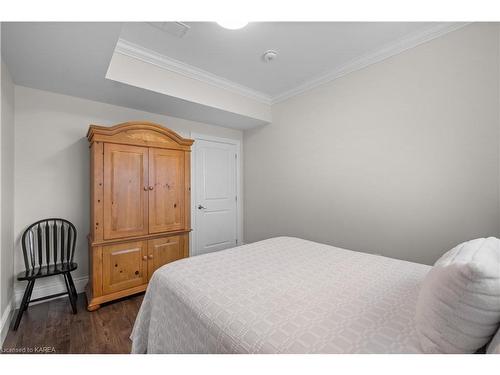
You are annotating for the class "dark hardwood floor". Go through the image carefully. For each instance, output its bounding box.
[2,293,144,354]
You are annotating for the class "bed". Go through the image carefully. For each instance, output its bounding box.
[131,236,431,353]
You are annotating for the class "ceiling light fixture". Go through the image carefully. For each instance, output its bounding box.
[216,20,248,30]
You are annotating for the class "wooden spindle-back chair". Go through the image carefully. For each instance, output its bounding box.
[13,218,78,330]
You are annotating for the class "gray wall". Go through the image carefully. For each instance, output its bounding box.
[13,86,242,296]
[244,23,500,265]
[1,58,15,325]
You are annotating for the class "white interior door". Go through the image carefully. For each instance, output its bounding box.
[194,138,238,256]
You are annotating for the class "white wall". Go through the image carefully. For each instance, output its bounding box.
[244,23,500,265]
[13,86,242,301]
[1,57,16,340]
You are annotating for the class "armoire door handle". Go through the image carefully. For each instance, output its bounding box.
[148,186,154,190]
[198,205,206,210]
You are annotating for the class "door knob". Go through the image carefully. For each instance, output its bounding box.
[143,187,148,191]
[142,255,147,261]
[148,186,154,190]
[198,205,206,210]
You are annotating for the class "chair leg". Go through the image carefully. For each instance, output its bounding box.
[63,273,77,314]
[24,279,36,311]
[13,280,35,331]
[66,272,78,302]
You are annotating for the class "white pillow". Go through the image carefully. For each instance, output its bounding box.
[487,328,500,354]
[415,237,500,353]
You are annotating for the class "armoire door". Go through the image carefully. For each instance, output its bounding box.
[103,143,149,239]
[147,235,184,279]
[102,241,148,294]
[148,148,185,233]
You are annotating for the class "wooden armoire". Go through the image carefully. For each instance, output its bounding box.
[85,121,194,311]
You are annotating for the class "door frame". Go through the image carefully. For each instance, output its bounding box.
[190,133,243,256]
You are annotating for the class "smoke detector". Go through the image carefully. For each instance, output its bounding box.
[262,50,278,63]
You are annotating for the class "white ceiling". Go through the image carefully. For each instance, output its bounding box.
[2,22,464,129]
[120,22,440,98]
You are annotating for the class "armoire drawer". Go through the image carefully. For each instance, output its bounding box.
[102,241,148,294]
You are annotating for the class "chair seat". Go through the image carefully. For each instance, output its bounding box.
[17,262,78,280]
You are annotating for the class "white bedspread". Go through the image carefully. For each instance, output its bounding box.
[131,237,430,353]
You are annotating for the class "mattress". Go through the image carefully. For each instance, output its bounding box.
[131,237,431,353]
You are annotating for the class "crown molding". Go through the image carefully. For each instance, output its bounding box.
[270,22,470,104]
[115,23,470,107]
[115,38,272,105]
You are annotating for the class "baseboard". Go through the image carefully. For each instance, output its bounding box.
[14,275,89,309]
[0,298,14,349]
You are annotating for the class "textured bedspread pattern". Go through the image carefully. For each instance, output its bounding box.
[131,237,430,353]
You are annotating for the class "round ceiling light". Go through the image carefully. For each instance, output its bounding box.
[216,20,248,30]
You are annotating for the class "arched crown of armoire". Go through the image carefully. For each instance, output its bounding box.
[86,121,194,149]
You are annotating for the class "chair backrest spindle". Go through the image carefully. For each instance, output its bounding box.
[53,220,58,264]
[61,222,65,263]
[36,224,42,267]
[45,222,50,265]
